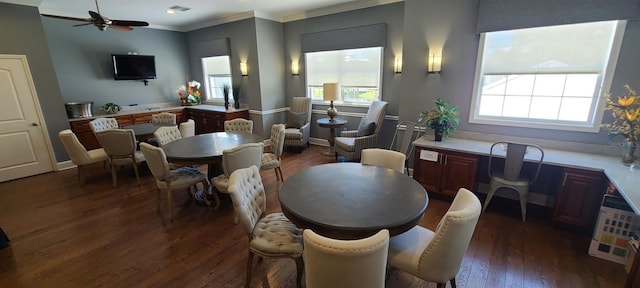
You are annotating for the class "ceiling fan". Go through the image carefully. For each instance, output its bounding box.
[40,0,149,32]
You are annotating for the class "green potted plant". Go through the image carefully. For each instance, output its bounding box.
[222,84,230,109]
[232,83,241,109]
[418,98,460,141]
[101,102,122,114]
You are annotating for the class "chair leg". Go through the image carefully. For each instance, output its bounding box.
[450,277,457,288]
[111,164,118,188]
[436,283,446,288]
[277,167,284,182]
[245,251,255,288]
[132,161,141,185]
[167,188,174,221]
[294,256,303,288]
[483,181,498,211]
[519,192,527,222]
[273,168,279,182]
[156,188,162,211]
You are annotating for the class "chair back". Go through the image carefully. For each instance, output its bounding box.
[418,188,481,283]
[154,126,182,147]
[152,112,177,125]
[291,97,312,123]
[365,101,388,134]
[139,142,170,181]
[227,165,267,235]
[269,124,286,158]
[303,229,389,288]
[224,118,253,133]
[89,117,118,134]
[390,121,423,160]
[361,148,406,173]
[179,119,195,138]
[95,129,137,157]
[488,141,544,183]
[58,129,92,165]
[222,142,264,177]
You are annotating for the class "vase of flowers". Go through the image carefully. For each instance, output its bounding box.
[418,98,460,141]
[602,84,640,168]
[178,80,202,106]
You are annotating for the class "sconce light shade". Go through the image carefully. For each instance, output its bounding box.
[394,56,402,74]
[240,62,248,77]
[428,53,442,73]
[323,82,341,120]
[292,61,299,76]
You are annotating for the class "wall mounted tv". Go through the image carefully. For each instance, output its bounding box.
[112,54,157,80]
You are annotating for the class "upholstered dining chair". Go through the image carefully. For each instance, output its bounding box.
[390,121,423,175]
[224,118,253,133]
[89,117,118,134]
[94,129,144,187]
[483,141,544,222]
[178,119,195,138]
[227,165,303,288]
[139,142,217,220]
[334,100,388,161]
[58,129,109,184]
[387,188,481,288]
[303,229,389,288]
[151,112,177,126]
[284,97,312,151]
[361,148,406,173]
[153,126,182,147]
[260,124,285,181]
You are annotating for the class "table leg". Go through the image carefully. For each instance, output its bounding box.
[322,127,337,156]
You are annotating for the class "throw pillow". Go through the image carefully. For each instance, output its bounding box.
[287,111,307,129]
[357,118,376,137]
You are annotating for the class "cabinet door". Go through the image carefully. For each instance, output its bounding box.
[132,112,154,124]
[413,147,444,194]
[440,153,478,197]
[114,115,133,127]
[553,169,605,229]
[70,120,100,150]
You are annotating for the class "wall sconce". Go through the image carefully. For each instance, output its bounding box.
[292,61,299,76]
[427,53,442,73]
[240,62,248,77]
[394,56,402,74]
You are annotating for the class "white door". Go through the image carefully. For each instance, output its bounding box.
[0,55,55,182]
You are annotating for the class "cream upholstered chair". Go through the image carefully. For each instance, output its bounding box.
[139,142,217,220]
[390,121,423,175]
[284,97,312,150]
[212,142,263,193]
[483,141,544,222]
[179,119,195,138]
[334,100,388,161]
[89,117,118,134]
[58,129,109,184]
[303,229,389,288]
[361,148,406,173]
[260,124,285,182]
[227,165,303,288]
[224,118,253,133]
[94,129,145,187]
[387,188,481,288]
[151,112,177,125]
[153,126,182,147]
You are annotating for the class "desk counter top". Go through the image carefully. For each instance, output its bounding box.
[414,136,640,215]
[68,104,249,122]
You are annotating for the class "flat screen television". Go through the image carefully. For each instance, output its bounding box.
[112,54,157,80]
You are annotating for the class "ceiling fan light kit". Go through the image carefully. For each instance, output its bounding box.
[41,0,149,32]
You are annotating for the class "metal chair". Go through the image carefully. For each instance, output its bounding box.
[389,121,423,174]
[483,141,544,222]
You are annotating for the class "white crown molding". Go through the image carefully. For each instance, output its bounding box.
[2,0,41,7]
[183,10,257,32]
[281,0,404,23]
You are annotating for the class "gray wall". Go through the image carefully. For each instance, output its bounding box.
[255,18,286,135]
[0,3,69,162]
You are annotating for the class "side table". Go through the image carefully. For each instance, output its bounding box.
[317,118,347,156]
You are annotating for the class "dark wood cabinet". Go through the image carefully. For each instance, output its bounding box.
[413,146,478,198]
[552,168,606,230]
[186,108,249,134]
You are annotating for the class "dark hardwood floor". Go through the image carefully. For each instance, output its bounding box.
[0,145,628,287]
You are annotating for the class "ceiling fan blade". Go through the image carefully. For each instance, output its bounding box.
[108,25,134,32]
[41,14,92,23]
[72,23,93,27]
[110,20,149,27]
[88,11,105,24]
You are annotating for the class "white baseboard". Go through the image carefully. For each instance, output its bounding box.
[57,160,76,171]
[310,137,329,147]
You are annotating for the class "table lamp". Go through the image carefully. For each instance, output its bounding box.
[323,82,341,121]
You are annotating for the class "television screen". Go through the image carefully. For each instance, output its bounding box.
[112,54,157,80]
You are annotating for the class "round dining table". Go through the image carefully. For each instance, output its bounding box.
[279,162,428,240]
[162,132,263,178]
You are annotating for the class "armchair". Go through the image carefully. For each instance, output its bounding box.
[284,97,312,151]
[334,100,388,161]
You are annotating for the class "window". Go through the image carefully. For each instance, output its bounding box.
[470,21,625,131]
[305,47,382,105]
[201,55,232,101]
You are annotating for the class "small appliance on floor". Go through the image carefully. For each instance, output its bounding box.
[589,194,639,264]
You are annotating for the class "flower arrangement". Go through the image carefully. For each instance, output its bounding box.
[602,85,640,165]
[418,98,460,141]
[178,80,202,105]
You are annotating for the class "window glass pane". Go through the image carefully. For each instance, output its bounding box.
[503,96,531,117]
[306,47,382,104]
[478,95,504,116]
[564,74,599,97]
[530,97,561,119]
[558,98,592,121]
[505,74,535,96]
[532,74,565,96]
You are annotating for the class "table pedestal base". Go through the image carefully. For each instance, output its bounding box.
[321,147,334,156]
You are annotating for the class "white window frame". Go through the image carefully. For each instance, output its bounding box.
[469,21,626,132]
[305,47,383,107]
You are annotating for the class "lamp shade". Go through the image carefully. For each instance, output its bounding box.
[323,83,340,101]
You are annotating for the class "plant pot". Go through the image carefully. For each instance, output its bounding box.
[434,130,443,142]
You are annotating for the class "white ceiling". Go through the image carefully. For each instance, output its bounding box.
[4,0,402,32]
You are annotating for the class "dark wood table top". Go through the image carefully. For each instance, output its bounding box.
[278,162,428,239]
[162,132,263,164]
[317,117,347,127]
[122,123,175,137]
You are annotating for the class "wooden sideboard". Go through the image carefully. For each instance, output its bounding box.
[413,146,478,198]
[185,108,249,134]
